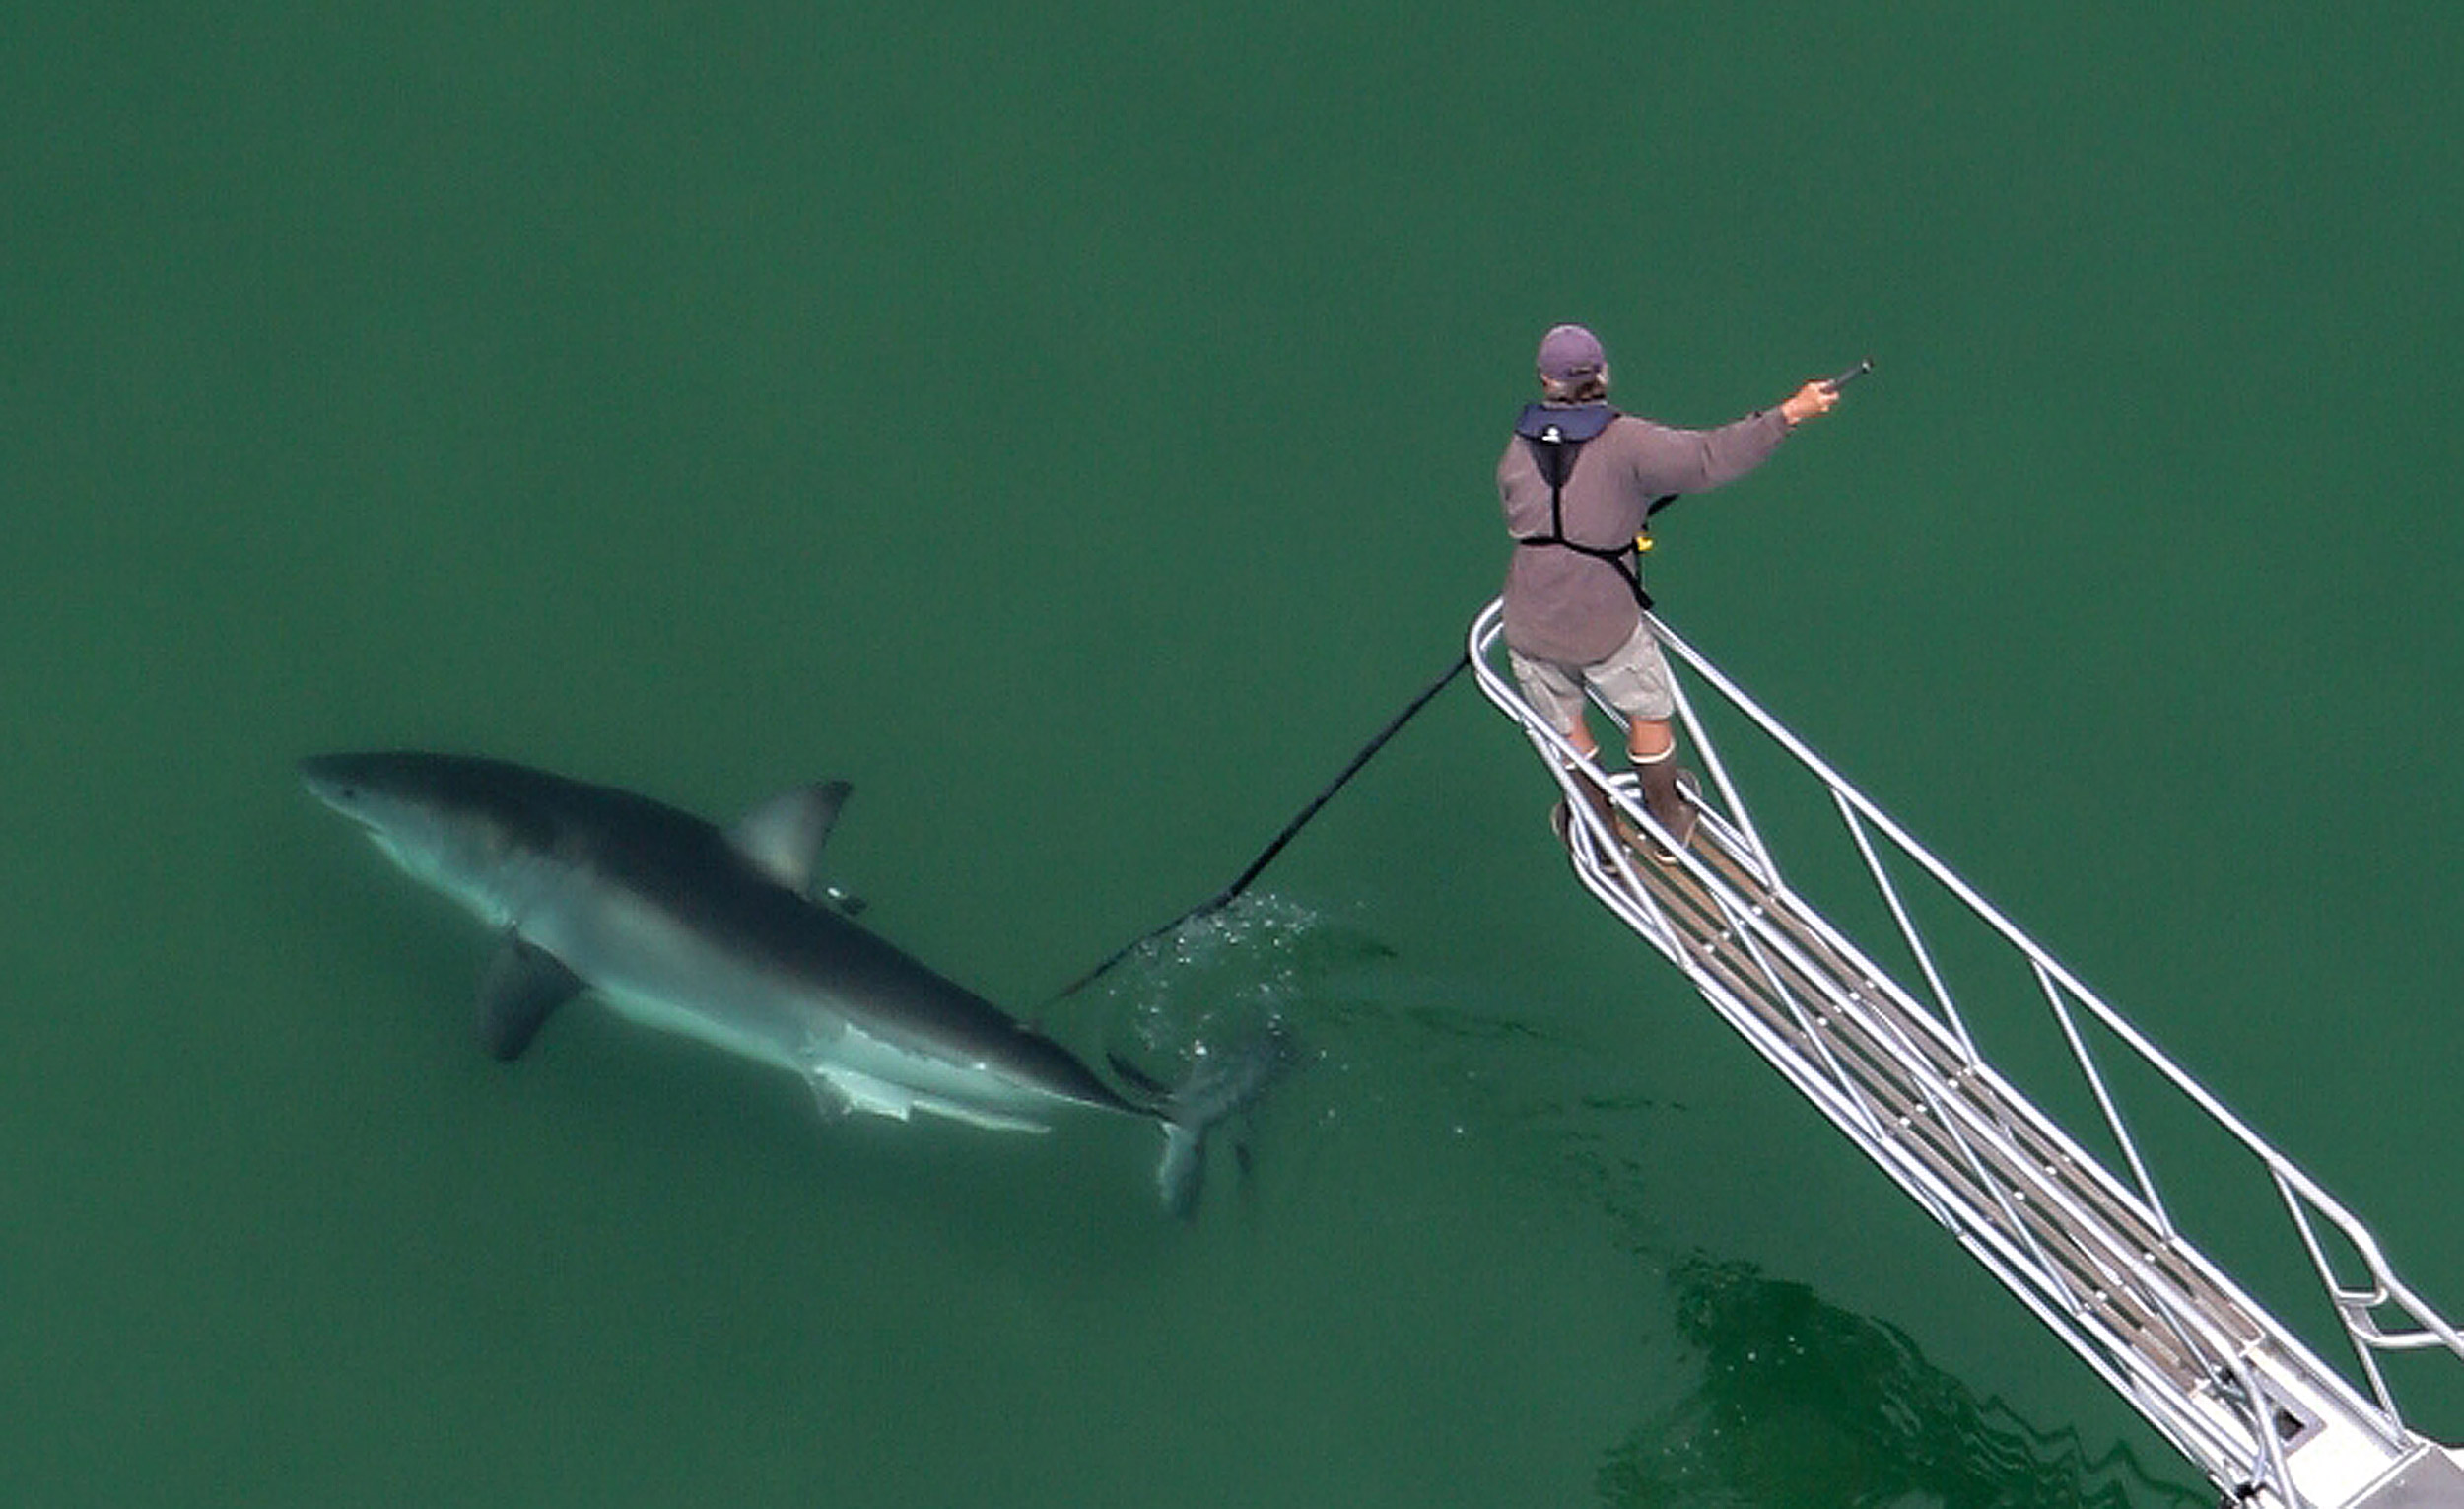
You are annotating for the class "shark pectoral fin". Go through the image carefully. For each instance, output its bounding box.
[731,781,852,901]
[475,933,584,1061]
[810,1066,914,1122]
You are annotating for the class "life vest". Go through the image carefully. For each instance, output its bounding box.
[1511,403,1677,611]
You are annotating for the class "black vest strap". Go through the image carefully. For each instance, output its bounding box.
[1510,404,1663,611]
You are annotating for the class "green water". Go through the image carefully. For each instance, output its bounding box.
[10,5,2463,1504]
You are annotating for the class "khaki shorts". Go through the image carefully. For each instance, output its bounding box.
[1508,617,1677,733]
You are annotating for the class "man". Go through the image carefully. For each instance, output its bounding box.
[1499,323,1840,853]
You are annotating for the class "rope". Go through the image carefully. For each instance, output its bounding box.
[1047,651,1472,1002]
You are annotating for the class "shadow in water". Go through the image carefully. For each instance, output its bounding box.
[1598,1254,2210,1509]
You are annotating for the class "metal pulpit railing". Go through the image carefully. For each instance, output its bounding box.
[1469,597,2464,1509]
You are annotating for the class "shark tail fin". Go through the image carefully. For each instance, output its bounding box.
[1152,1024,1296,1219]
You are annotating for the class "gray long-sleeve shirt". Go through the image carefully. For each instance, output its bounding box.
[1498,404,1792,664]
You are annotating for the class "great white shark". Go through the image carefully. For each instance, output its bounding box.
[300,751,1278,1213]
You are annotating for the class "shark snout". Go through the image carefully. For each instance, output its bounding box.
[297,757,357,810]
[297,753,393,832]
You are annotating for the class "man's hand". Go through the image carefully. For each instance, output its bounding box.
[1780,379,1840,427]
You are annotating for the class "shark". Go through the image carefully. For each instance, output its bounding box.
[299,751,1277,1213]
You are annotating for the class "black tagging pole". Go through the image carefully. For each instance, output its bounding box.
[1048,651,1472,1003]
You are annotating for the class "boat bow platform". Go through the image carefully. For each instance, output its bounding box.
[1470,598,2464,1508]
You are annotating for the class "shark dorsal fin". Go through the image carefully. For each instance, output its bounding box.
[730,780,852,900]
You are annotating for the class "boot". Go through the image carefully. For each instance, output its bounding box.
[1553,765,1635,850]
[1632,746,1700,858]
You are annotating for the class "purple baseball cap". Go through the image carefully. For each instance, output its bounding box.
[1537,323,1607,383]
